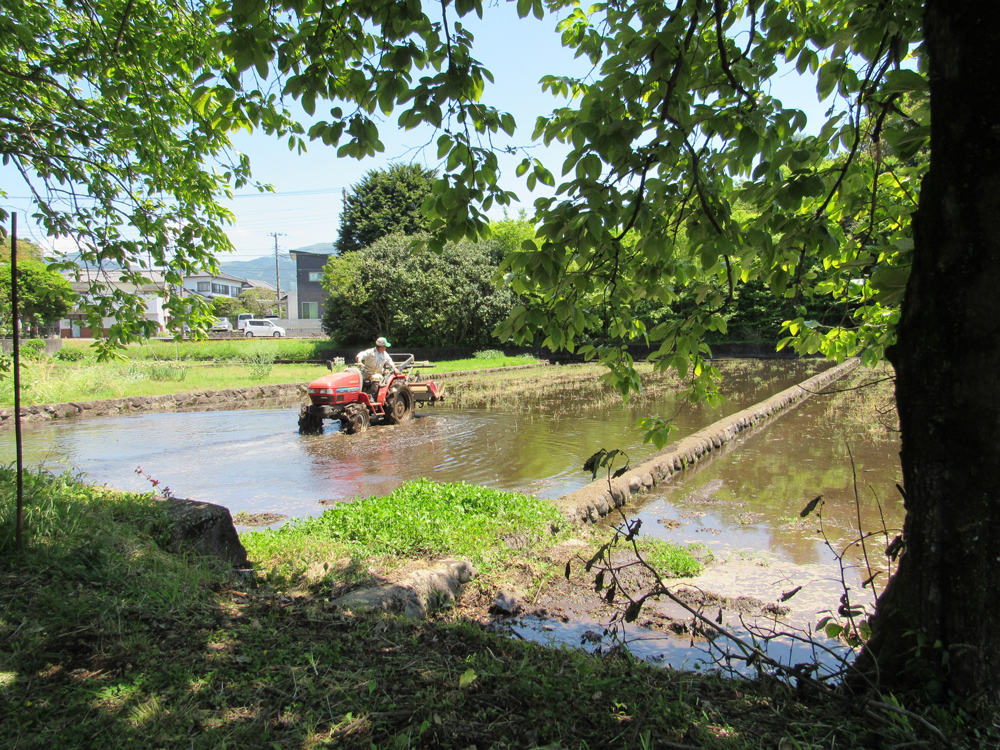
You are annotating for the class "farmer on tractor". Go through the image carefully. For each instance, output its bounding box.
[356,336,400,396]
[299,337,443,434]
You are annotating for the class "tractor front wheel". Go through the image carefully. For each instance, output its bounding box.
[298,406,324,434]
[386,385,415,425]
[342,404,371,434]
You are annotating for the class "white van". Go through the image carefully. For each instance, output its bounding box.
[236,313,254,331]
[243,319,285,337]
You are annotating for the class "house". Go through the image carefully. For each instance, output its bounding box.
[58,267,191,338]
[181,269,252,300]
[59,266,292,338]
[288,249,332,321]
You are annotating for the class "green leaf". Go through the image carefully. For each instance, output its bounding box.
[817,61,839,101]
[882,69,928,95]
[459,668,477,689]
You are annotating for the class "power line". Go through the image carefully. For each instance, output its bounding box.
[230,187,346,199]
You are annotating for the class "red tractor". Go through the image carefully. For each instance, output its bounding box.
[298,354,444,434]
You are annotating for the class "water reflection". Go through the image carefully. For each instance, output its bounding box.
[631,394,903,574]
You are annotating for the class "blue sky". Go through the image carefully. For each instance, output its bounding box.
[0,3,828,261]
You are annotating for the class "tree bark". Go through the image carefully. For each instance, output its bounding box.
[859,0,1000,699]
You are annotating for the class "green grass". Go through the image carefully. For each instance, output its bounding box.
[59,336,331,362]
[635,537,708,578]
[411,354,539,372]
[242,479,567,577]
[0,359,325,405]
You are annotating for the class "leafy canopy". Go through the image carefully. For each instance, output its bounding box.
[214,0,924,436]
[0,0,297,354]
[486,0,926,444]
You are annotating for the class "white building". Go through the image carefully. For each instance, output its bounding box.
[58,268,191,338]
[181,270,253,300]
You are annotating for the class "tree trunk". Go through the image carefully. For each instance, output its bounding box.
[860,0,1000,699]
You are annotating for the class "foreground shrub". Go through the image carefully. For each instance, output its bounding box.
[53,346,86,361]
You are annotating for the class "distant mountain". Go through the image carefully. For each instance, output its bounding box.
[219,243,336,292]
[220,255,297,291]
[291,242,336,255]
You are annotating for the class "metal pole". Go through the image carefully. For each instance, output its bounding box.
[274,233,281,318]
[11,213,23,553]
[269,232,285,318]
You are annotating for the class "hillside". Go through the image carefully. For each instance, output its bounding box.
[219,242,336,291]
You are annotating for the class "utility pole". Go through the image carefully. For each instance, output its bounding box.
[268,232,286,318]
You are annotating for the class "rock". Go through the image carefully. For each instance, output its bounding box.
[332,558,477,619]
[162,497,249,567]
[490,590,524,616]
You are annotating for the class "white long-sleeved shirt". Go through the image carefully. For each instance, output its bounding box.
[356,347,396,379]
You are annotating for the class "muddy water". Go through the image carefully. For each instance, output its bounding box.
[514,391,903,672]
[0,360,824,519]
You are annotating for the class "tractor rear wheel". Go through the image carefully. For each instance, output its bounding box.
[386,385,415,425]
[342,404,370,434]
[298,406,323,434]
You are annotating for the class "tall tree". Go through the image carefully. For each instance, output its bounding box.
[336,163,438,254]
[486,0,997,701]
[5,0,996,701]
[853,0,1000,698]
[0,260,75,334]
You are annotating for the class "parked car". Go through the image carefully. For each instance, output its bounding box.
[243,319,285,337]
[236,313,254,331]
[211,317,231,332]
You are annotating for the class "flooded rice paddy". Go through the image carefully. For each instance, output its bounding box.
[1,359,902,672]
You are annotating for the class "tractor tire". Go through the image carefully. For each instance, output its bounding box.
[386,385,415,425]
[342,404,370,435]
[298,405,324,435]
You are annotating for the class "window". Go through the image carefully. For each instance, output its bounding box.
[231,287,241,296]
[302,302,319,320]
[308,271,323,282]
[211,283,228,295]
[197,282,210,292]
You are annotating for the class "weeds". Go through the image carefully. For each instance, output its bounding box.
[242,343,276,379]
[242,479,566,581]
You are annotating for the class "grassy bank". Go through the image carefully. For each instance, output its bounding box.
[1,469,988,749]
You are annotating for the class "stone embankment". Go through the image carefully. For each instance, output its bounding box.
[0,383,307,429]
[553,358,860,525]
